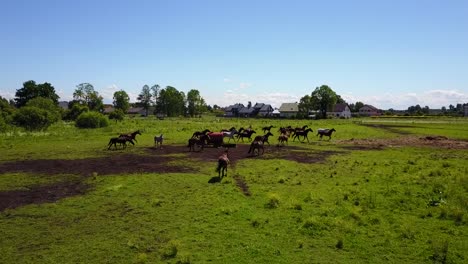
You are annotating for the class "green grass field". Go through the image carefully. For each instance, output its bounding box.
[1,116,467,263]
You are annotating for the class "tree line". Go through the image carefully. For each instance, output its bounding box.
[1,80,467,132]
[0,80,209,132]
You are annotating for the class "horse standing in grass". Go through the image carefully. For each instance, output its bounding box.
[317,128,336,140]
[216,151,230,178]
[154,134,163,149]
[119,130,141,143]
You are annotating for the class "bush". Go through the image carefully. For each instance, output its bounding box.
[13,106,53,131]
[64,103,89,121]
[26,97,61,123]
[0,115,11,132]
[108,109,125,121]
[75,111,109,128]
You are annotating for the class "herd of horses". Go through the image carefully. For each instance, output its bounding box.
[107,125,337,178]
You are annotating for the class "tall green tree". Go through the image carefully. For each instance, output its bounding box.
[113,90,130,113]
[187,89,207,117]
[14,80,60,107]
[151,84,160,106]
[350,101,364,112]
[156,86,186,117]
[298,94,313,117]
[137,85,153,116]
[310,85,338,119]
[73,83,103,112]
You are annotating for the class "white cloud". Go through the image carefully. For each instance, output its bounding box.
[0,90,15,100]
[223,78,231,83]
[239,82,252,90]
[343,89,468,109]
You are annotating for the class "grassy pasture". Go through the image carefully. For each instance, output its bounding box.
[0,116,467,263]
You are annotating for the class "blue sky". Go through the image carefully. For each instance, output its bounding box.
[1,0,467,109]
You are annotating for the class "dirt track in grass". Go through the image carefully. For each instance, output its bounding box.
[1,135,466,211]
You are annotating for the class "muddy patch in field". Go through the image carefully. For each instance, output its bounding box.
[359,123,414,135]
[234,175,251,196]
[0,181,90,211]
[338,136,468,150]
[0,153,194,176]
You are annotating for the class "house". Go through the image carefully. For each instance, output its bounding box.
[58,101,69,110]
[279,103,299,118]
[359,105,381,116]
[327,103,352,118]
[103,104,115,114]
[127,107,146,116]
[272,109,281,117]
[238,106,256,117]
[224,103,245,117]
[253,103,274,117]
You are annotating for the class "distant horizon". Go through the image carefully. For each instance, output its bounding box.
[1,1,467,110]
[1,81,467,111]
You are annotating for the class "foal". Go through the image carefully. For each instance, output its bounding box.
[154,134,163,149]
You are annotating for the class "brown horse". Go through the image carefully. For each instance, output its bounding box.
[188,134,209,151]
[278,134,289,146]
[119,130,141,143]
[236,130,256,142]
[262,125,274,133]
[108,136,134,150]
[192,129,211,139]
[216,152,230,177]
[293,128,313,142]
[253,132,274,145]
[248,141,264,156]
[317,128,336,140]
[154,134,163,149]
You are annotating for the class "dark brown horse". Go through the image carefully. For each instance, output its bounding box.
[262,125,274,133]
[108,136,134,150]
[293,128,314,142]
[317,128,336,140]
[192,129,211,138]
[248,141,264,156]
[119,130,141,143]
[278,134,289,146]
[188,134,209,151]
[253,132,274,145]
[236,130,256,142]
[154,134,163,149]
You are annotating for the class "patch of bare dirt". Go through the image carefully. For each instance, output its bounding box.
[338,136,468,150]
[359,123,414,135]
[0,181,90,211]
[0,144,340,211]
[234,175,251,196]
[0,151,193,176]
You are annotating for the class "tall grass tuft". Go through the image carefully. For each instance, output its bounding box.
[161,240,180,259]
[266,193,281,209]
[429,240,449,264]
